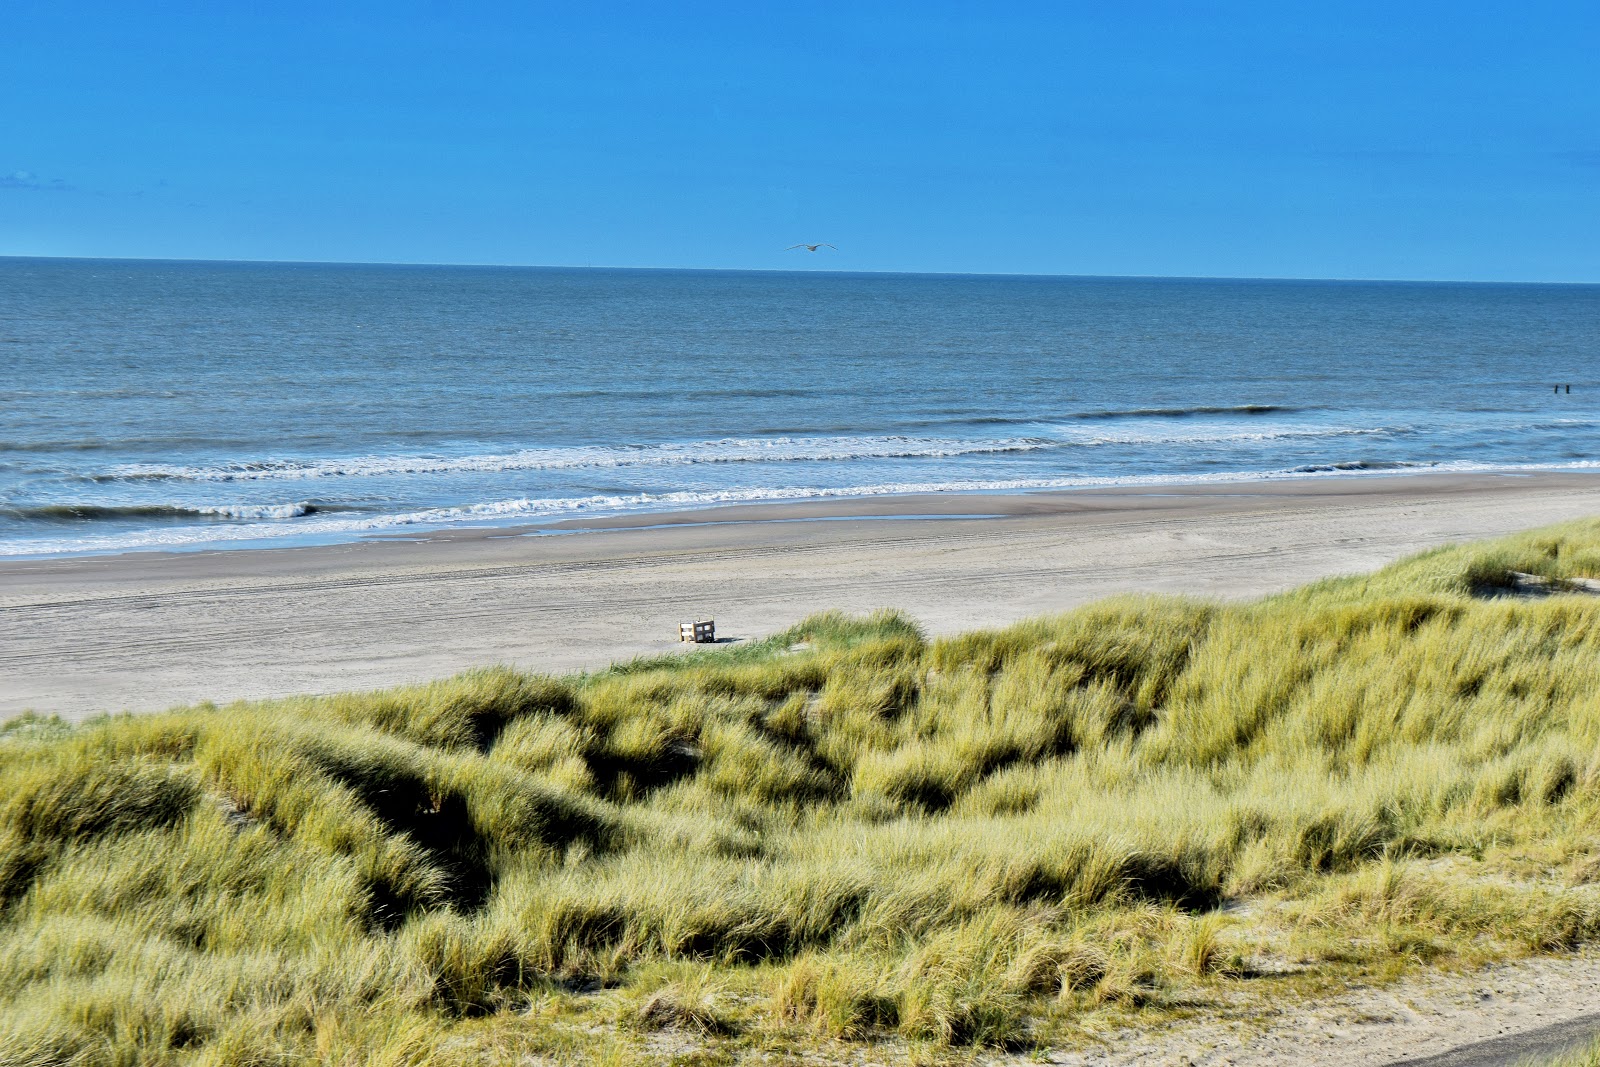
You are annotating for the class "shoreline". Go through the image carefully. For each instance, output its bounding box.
[7,463,1598,564]
[5,470,1600,721]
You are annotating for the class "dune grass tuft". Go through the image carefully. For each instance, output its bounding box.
[1532,1039,1600,1067]
[8,520,1600,1062]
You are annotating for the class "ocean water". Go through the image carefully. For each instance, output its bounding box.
[2,257,1597,558]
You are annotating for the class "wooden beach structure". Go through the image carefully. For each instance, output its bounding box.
[680,619,715,643]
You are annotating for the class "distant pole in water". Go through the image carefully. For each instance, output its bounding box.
[1568,384,1572,393]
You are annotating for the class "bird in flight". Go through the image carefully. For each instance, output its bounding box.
[785,243,837,252]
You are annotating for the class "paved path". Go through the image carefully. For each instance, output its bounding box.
[1384,1013,1600,1067]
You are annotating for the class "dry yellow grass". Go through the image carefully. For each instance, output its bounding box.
[5,520,1600,1064]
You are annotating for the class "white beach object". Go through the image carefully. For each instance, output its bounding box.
[679,619,715,643]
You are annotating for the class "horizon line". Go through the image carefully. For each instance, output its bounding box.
[2,252,1596,288]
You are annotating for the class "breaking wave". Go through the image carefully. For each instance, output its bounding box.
[9,459,1600,558]
[1049,424,1410,446]
[1066,404,1301,420]
[95,435,1054,484]
[2,502,324,522]
[1287,460,1430,474]
[90,422,1420,485]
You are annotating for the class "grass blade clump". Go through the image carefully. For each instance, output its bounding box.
[6,522,1600,1059]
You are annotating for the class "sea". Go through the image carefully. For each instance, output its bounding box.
[2,257,1597,559]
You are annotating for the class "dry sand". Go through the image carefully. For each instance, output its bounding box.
[1041,953,1600,1066]
[4,471,1600,721]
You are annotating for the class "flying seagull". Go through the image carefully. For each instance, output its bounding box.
[785,243,837,252]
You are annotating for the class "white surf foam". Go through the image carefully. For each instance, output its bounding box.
[1046,423,1412,446]
[100,435,1053,483]
[191,502,318,519]
[8,459,1600,559]
[5,502,319,522]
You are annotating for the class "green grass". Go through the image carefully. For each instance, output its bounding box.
[7,520,1600,1064]
[1526,1039,1600,1067]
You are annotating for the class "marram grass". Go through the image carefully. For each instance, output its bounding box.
[7,521,1600,1064]
[1532,1039,1600,1067]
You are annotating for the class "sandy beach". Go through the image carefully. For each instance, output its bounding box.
[4,471,1600,721]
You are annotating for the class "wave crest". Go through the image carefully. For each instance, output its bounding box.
[1067,404,1300,420]
[95,435,1053,484]
[12,459,1600,558]
[1287,460,1430,474]
[3,502,320,522]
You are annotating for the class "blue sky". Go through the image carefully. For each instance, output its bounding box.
[2,2,1597,280]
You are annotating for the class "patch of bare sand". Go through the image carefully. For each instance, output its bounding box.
[1043,953,1600,1066]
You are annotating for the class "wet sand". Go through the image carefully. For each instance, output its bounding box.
[4,471,1599,720]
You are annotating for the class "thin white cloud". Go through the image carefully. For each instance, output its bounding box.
[0,170,76,192]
